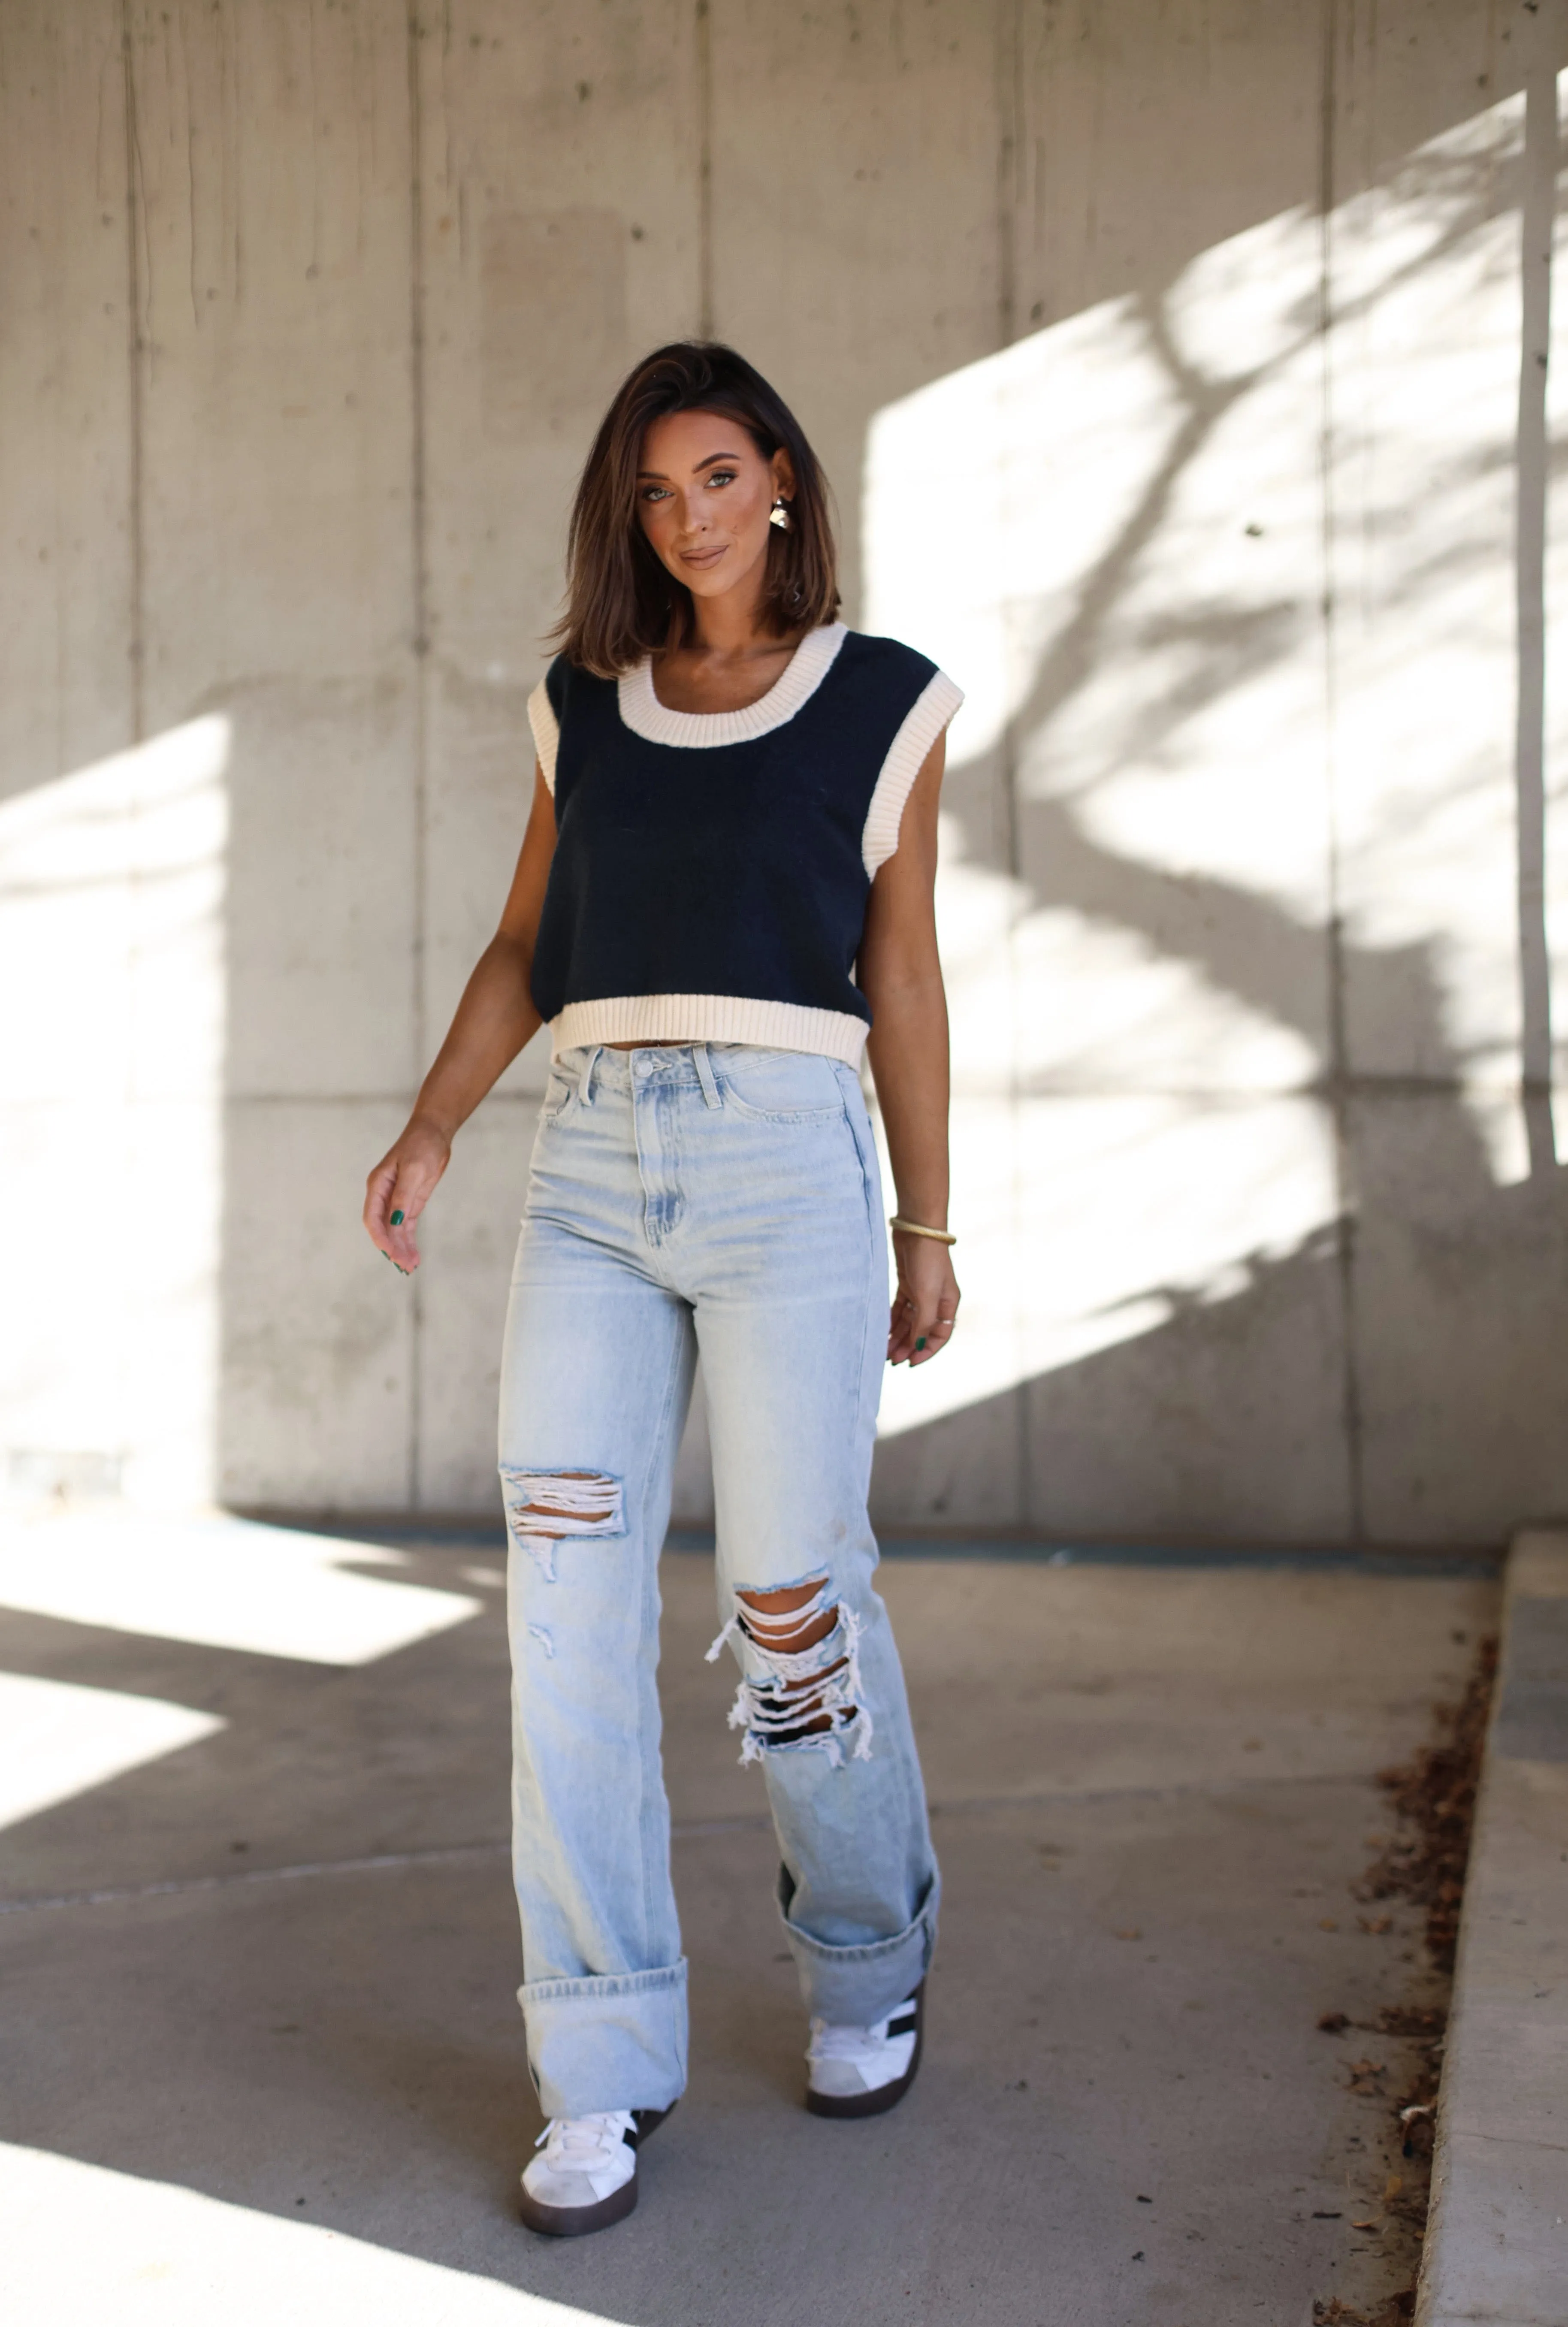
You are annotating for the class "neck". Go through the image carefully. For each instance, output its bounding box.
[683,569,780,660]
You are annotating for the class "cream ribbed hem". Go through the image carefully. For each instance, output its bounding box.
[549,994,870,1064]
[617,623,848,748]
[527,680,559,795]
[861,669,965,877]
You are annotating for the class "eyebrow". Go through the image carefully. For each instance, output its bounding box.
[635,450,746,479]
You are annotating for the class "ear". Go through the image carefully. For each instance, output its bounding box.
[770,447,797,502]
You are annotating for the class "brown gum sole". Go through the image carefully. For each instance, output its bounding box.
[520,2176,638,2238]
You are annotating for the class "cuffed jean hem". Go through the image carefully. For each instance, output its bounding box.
[776,1867,940,2026]
[517,1960,689,2119]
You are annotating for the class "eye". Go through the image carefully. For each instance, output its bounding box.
[704,469,737,488]
[640,484,672,504]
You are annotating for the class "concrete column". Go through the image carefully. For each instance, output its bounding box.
[0,5,145,1502]
[126,0,421,1509]
[1329,6,1568,1543]
[409,0,704,1507]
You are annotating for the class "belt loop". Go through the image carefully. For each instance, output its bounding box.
[693,1044,721,1109]
[580,1044,603,1107]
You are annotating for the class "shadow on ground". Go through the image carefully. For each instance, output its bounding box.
[0,1533,1497,2325]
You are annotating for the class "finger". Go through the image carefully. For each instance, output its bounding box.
[363,1160,399,1247]
[368,1163,430,1275]
[886,1290,920,1365]
[908,1296,959,1366]
[365,1167,417,1269]
[383,1176,426,1273]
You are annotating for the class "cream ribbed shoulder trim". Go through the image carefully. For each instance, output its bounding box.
[550,994,869,1065]
[617,622,848,748]
[861,669,964,879]
[527,679,559,795]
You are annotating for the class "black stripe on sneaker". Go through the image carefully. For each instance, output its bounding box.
[626,2102,676,2152]
[885,2010,918,2039]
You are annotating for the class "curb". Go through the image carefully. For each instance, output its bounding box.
[1415,1529,1568,2327]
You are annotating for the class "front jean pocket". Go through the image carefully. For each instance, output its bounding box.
[539,1067,578,1126]
[714,1047,847,1124]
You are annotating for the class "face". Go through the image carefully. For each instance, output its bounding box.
[635,407,794,611]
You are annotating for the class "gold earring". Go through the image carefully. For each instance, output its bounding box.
[769,497,792,531]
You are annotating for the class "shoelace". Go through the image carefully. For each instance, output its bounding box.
[807,2004,913,2064]
[534,2110,634,2168]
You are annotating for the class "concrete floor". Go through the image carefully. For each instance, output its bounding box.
[0,1520,1496,2326]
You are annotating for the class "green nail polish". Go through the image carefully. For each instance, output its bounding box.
[915,1336,927,1351]
[390,1209,404,1227]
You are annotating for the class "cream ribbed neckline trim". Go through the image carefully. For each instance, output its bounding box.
[617,621,848,748]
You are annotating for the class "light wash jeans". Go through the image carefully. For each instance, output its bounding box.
[497,1042,940,2119]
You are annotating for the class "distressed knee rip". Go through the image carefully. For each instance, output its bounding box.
[498,1466,624,1582]
[705,1573,873,1768]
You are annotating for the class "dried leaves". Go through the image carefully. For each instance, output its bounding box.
[1377,2003,1444,2040]
[1312,2292,1416,2326]
[1360,1638,1497,1972]
[1308,1635,1496,2327]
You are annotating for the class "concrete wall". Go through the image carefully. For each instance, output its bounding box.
[1,0,1565,1544]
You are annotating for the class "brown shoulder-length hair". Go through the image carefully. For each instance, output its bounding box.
[551,342,840,677]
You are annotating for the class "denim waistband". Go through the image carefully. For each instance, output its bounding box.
[555,1041,840,1097]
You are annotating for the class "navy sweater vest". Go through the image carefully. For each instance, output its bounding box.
[525,623,962,1063]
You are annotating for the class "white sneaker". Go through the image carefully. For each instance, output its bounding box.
[519,2103,674,2237]
[805,1984,924,2118]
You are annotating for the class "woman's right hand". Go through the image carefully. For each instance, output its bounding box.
[361,771,553,1277]
[363,1116,452,1274]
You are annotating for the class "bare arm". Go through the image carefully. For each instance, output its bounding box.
[363,764,557,1273]
[859,735,961,1367]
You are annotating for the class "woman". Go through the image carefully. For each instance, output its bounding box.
[363,342,962,2238]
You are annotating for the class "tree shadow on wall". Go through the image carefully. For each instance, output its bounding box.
[870,885,1568,1550]
[870,124,1568,1552]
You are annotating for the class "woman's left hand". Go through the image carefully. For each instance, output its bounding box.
[887,1231,960,1367]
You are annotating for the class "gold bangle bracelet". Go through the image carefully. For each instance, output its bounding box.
[889,1215,957,1246]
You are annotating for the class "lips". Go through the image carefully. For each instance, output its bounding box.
[679,543,728,568]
